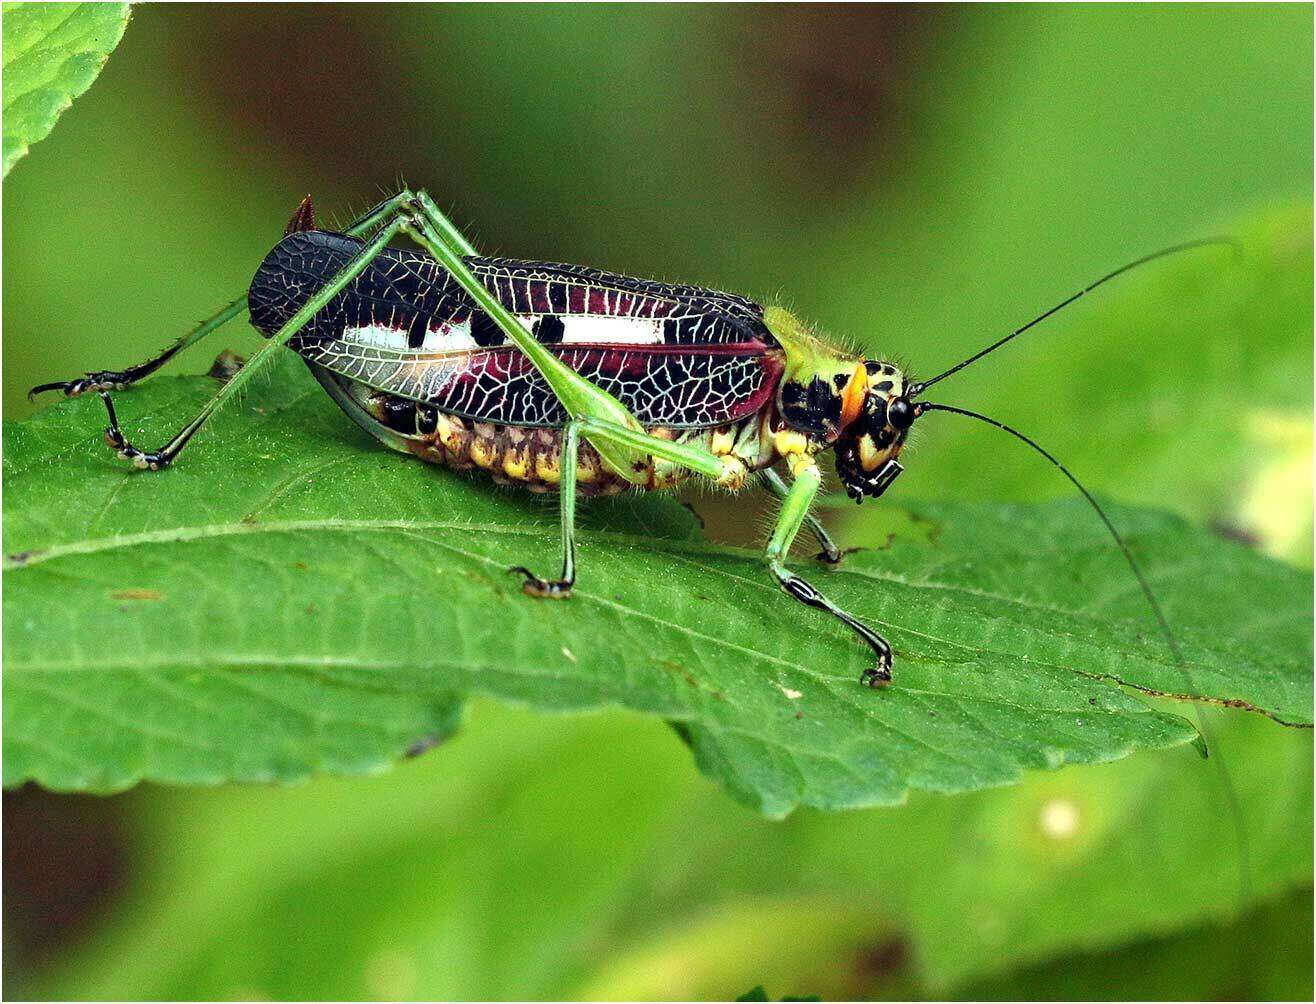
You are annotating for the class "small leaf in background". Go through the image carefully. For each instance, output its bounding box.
[4,352,1310,812]
[734,986,820,1002]
[1,2,131,176]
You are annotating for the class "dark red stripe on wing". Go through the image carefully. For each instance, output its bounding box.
[427,343,783,429]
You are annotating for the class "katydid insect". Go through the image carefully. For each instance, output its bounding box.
[31,189,1231,688]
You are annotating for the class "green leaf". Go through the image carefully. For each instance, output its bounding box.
[4,354,1310,811]
[2,2,131,176]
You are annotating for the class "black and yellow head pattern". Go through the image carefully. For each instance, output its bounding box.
[831,361,917,502]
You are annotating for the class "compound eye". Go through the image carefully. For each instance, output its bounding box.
[888,396,915,430]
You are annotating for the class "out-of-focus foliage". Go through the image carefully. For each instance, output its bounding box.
[1,2,130,175]
[13,704,1311,1001]
[3,5,1311,1001]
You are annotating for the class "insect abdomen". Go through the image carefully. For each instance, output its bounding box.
[354,388,762,496]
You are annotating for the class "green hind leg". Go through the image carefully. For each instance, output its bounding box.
[28,193,420,401]
[101,213,410,470]
[398,194,653,483]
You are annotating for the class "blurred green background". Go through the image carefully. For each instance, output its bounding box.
[3,4,1312,1000]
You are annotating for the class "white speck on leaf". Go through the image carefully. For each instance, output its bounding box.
[779,685,803,700]
[561,646,577,663]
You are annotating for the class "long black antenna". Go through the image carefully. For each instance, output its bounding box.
[909,238,1238,396]
[916,400,1250,900]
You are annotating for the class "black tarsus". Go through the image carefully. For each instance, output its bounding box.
[910,237,1239,395]
[29,347,184,400]
[100,392,169,470]
[509,566,573,598]
[772,565,893,686]
[28,295,249,401]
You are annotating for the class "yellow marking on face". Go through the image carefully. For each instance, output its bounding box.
[858,434,882,471]
[839,363,867,432]
[709,428,734,456]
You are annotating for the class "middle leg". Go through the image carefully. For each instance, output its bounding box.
[509,418,743,598]
[510,422,580,598]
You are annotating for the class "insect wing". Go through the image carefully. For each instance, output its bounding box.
[250,232,784,429]
[304,341,781,429]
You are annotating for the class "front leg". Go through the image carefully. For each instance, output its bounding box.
[510,422,579,598]
[765,459,894,687]
[760,467,843,564]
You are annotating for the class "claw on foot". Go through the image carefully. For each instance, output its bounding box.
[860,665,893,688]
[509,566,572,599]
[29,373,126,400]
[815,546,863,567]
[100,393,169,471]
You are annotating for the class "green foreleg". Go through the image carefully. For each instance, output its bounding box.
[761,467,843,563]
[510,422,580,597]
[101,215,408,470]
[765,461,894,686]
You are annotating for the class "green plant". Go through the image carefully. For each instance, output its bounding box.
[2,2,129,176]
